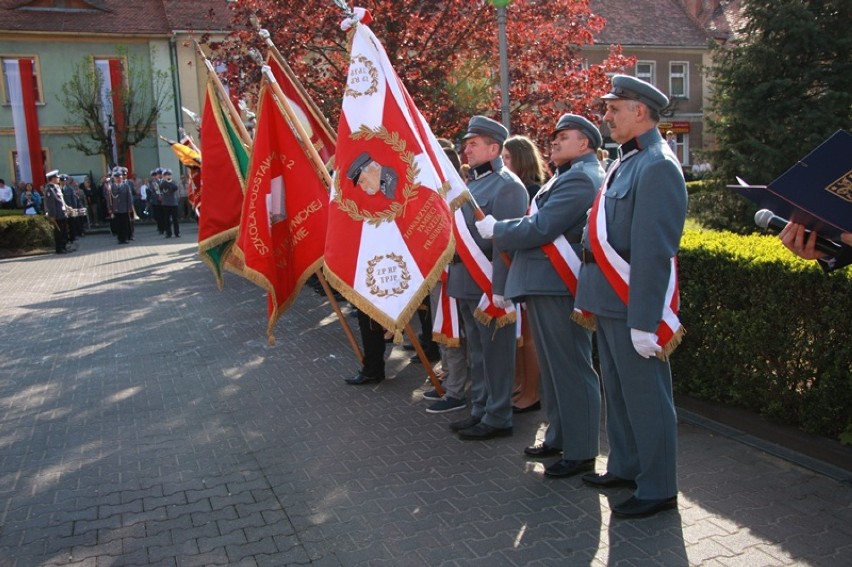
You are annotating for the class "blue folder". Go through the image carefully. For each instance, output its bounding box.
[729,129,852,241]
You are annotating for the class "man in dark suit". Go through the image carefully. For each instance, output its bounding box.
[447,115,529,440]
[476,114,605,477]
[575,75,688,519]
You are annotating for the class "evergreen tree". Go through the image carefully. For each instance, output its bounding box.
[707,0,851,185]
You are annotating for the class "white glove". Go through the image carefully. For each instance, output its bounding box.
[630,328,662,359]
[492,294,513,310]
[475,215,497,239]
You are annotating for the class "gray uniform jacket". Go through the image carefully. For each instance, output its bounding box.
[44,183,67,219]
[159,180,179,206]
[575,127,688,332]
[107,181,134,214]
[496,153,604,301]
[447,157,528,300]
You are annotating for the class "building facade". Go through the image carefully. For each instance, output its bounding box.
[587,0,742,168]
[0,0,232,189]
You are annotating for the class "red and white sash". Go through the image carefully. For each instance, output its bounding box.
[432,268,460,346]
[452,206,516,328]
[587,174,683,358]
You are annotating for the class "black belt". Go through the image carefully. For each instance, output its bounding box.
[582,249,630,264]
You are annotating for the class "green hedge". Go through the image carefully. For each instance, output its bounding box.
[675,228,852,444]
[0,213,53,252]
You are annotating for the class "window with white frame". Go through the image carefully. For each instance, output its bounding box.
[635,61,656,86]
[669,62,689,99]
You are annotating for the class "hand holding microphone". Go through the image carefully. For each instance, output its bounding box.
[755,209,842,259]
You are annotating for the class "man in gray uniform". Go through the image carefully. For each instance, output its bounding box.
[575,75,688,518]
[476,114,604,477]
[159,168,180,238]
[44,170,70,254]
[447,115,528,440]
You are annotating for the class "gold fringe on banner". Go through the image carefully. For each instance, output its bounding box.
[656,325,686,361]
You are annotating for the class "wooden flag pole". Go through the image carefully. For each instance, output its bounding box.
[192,40,252,146]
[250,17,338,146]
[260,66,334,188]
[404,323,444,396]
[317,271,363,365]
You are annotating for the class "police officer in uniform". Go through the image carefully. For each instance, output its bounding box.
[106,167,133,244]
[447,115,529,440]
[476,114,605,476]
[150,168,165,234]
[575,75,688,518]
[159,168,180,238]
[44,170,71,254]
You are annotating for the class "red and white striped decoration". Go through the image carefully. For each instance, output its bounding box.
[3,58,45,185]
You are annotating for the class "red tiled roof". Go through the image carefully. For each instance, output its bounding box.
[0,0,232,35]
[590,0,711,47]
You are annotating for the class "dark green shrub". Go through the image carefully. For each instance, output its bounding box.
[674,229,852,443]
[686,178,756,234]
[0,214,53,251]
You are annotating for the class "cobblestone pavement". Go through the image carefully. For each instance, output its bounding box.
[0,223,850,567]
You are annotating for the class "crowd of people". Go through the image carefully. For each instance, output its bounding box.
[6,164,197,254]
[345,75,691,519]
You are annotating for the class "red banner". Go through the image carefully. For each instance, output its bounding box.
[233,83,328,343]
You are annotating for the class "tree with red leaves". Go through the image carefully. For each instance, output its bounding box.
[212,0,632,147]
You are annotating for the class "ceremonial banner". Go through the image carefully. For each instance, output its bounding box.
[324,15,466,337]
[233,82,328,343]
[94,58,130,171]
[198,80,251,289]
[265,52,336,164]
[3,58,45,186]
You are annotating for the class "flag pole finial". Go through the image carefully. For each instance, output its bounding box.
[332,0,355,18]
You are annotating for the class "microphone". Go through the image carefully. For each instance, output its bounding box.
[754,209,842,257]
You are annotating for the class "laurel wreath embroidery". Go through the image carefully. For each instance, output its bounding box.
[365,253,411,298]
[333,125,420,226]
[344,55,379,99]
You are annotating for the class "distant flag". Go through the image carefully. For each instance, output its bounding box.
[231,78,329,344]
[3,58,45,186]
[197,76,251,289]
[323,9,467,339]
[94,58,130,172]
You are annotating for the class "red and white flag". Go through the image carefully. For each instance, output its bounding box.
[233,81,329,343]
[324,13,467,337]
[95,58,130,171]
[3,58,45,186]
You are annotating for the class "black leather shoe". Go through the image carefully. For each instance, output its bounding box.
[612,495,678,518]
[457,422,513,440]
[344,371,384,385]
[512,401,541,413]
[523,443,560,458]
[582,472,637,489]
[544,458,596,478]
[449,415,481,432]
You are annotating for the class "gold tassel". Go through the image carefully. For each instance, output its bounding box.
[571,310,597,331]
[656,325,686,361]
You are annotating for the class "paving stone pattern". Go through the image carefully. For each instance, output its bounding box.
[0,224,849,566]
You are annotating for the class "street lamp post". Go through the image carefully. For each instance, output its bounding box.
[489,0,512,133]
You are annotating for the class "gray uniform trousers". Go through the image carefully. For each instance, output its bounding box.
[526,296,599,458]
[457,298,515,429]
[441,341,469,401]
[595,315,678,500]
